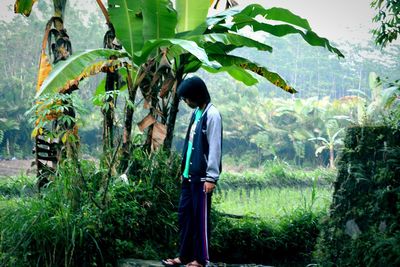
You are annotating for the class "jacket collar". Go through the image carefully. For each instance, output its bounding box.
[194,102,212,117]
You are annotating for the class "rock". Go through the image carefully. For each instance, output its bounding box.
[345,219,361,239]
[118,259,274,267]
[118,259,164,267]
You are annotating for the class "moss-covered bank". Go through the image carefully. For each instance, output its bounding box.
[315,126,400,266]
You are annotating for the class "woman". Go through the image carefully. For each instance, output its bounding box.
[162,76,223,267]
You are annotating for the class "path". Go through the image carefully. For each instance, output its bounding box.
[0,159,35,177]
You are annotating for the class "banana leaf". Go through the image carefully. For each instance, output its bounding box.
[14,0,37,16]
[189,4,343,58]
[188,33,273,52]
[203,64,259,86]
[229,18,344,58]
[209,54,297,93]
[236,5,311,30]
[176,0,209,33]
[142,0,177,41]
[109,0,144,57]
[36,49,129,98]
[187,6,242,36]
[134,39,220,69]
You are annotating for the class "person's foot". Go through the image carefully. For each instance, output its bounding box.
[185,260,203,267]
[161,257,182,266]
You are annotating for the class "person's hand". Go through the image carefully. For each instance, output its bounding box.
[204,182,215,193]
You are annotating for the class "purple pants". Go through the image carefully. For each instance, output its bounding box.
[178,179,212,266]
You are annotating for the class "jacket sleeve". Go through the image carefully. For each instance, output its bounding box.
[205,107,222,183]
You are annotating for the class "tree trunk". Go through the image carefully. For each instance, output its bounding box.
[164,65,184,152]
[329,145,335,169]
[145,79,160,152]
[119,68,138,172]
[103,105,114,153]
[103,70,121,153]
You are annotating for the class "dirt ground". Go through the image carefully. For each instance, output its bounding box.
[0,159,36,177]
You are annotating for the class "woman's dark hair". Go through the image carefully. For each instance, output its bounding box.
[177,76,211,105]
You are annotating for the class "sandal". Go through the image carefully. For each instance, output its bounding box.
[161,258,182,266]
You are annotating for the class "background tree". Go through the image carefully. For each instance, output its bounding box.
[371,0,400,47]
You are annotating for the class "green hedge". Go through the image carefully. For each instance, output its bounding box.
[211,209,323,266]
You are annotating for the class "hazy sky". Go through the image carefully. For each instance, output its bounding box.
[237,0,377,43]
[1,0,378,43]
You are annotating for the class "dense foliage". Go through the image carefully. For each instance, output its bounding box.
[0,150,328,266]
[0,149,181,266]
[315,126,400,266]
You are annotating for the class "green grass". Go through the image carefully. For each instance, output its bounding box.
[215,186,333,219]
[220,160,337,188]
[216,160,336,219]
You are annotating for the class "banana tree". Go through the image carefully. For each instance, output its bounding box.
[309,120,344,169]
[32,0,343,170]
[95,0,125,154]
[15,0,76,191]
[249,97,320,164]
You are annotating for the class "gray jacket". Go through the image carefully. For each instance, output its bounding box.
[181,103,223,183]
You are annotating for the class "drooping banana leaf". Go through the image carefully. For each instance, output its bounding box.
[208,54,297,93]
[134,39,220,69]
[36,49,129,98]
[181,55,202,74]
[235,5,311,30]
[188,33,273,53]
[175,0,209,33]
[142,0,177,41]
[203,64,259,86]
[36,52,52,92]
[188,4,311,37]
[229,17,344,58]
[189,4,343,58]
[108,0,144,56]
[14,0,38,17]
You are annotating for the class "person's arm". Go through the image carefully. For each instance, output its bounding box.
[205,107,222,184]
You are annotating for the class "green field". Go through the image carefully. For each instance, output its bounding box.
[215,186,332,218]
